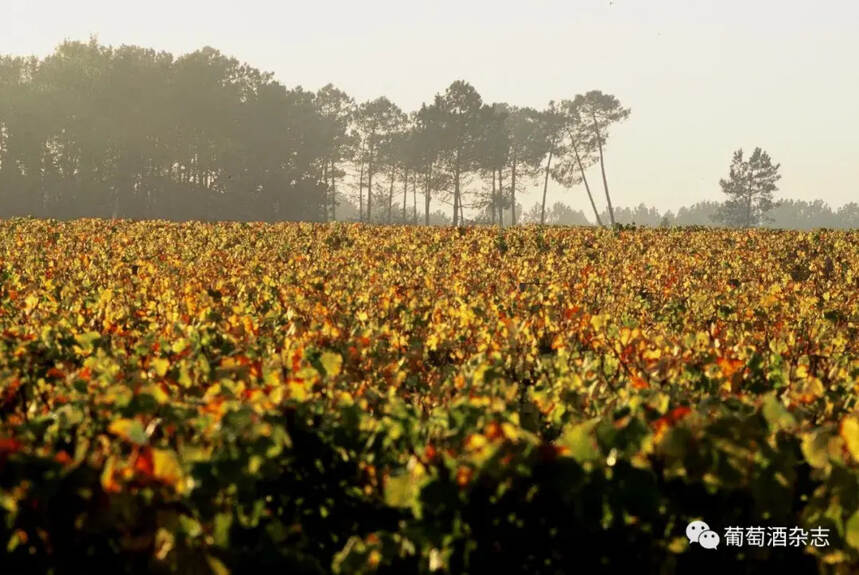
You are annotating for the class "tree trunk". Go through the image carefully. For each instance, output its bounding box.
[491,169,496,225]
[572,139,604,227]
[498,168,504,228]
[746,169,754,227]
[367,153,373,222]
[511,154,517,226]
[540,144,554,225]
[424,164,432,226]
[357,153,365,222]
[453,152,461,226]
[387,165,395,223]
[412,171,417,224]
[330,159,337,221]
[321,160,329,221]
[402,166,408,222]
[592,112,615,227]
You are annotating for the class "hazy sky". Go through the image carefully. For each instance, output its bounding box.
[3,0,858,216]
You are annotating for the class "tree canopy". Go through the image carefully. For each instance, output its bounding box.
[0,40,634,225]
[3,40,851,230]
[713,147,781,227]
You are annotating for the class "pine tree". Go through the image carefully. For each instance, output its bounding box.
[714,147,781,227]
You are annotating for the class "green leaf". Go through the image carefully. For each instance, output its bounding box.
[761,393,795,432]
[846,511,859,551]
[214,512,233,548]
[384,473,417,509]
[559,418,601,463]
[74,331,101,355]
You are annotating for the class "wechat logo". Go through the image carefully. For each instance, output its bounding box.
[687,520,720,550]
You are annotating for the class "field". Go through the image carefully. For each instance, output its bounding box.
[0,219,858,574]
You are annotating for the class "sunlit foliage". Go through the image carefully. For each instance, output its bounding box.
[0,220,857,573]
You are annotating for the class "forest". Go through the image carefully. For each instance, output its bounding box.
[3,39,856,228]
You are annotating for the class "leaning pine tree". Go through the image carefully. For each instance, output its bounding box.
[713,147,781,227]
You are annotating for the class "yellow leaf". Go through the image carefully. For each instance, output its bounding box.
[206,555,231,575]
[101,455,121,493]
[288,380,308,401]
[108,418,148,445]
[139,384,169,404]
[24,294,39,313]
[152,449,184,491]
[320,351,342,377]
[152,358,170,377]
[171,339,189,354]
[841,416,859,463]
[465,433,488,451]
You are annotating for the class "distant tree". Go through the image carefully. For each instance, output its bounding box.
[675,201,721,226]
[354,97,405,223]
[836,203,859,229]
[2,41,675,228]
[378,119,410,223]
[427,209,452,226]
[476,103,510,226]
[504,107,544,226]
[548,202,591,226]
[762,199,833,230]
[0,55,41,215]
[660,213,673,228]
[538,101,566,225]
[0,40,341,221]
[523,201,590,226]
[315,84,355,221]
[412,103,447,225]
[435,81,485,226]
[603,203,663,227]
[574,92,630,226]
[713,147,781,227]
[553,99,604,227]
[331,191,361,221]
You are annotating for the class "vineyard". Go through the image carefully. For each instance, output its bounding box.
[0,219,858,574]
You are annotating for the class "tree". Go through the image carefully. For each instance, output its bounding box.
[470,103,509,226]
[353,97,405,223]
[523,201,590,225]
[538,101,566,225]
[315,84,355,221]
[3,40,650,227]
[435,81,485,226]
[713,147,781,227]
[504,106,544,226]
[0,39,339,222]
[836,203,859,229]
[411,103,446,225]
[552,98,603,227]
[574,91,630,227]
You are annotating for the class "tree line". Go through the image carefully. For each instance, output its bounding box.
[512,199,859,229]
[2,40,856,229]
[0,39,630,225]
